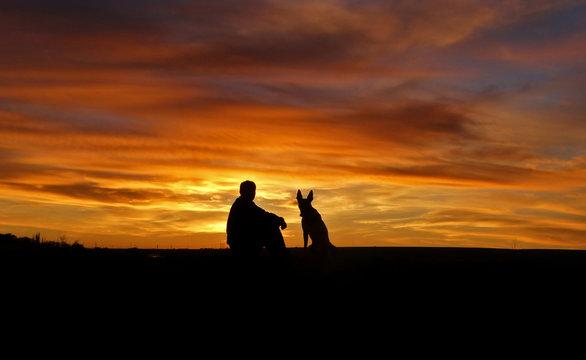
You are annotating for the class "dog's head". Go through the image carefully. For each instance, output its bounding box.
[296,189,314,217]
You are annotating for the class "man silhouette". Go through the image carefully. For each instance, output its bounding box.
[226,180,287,257]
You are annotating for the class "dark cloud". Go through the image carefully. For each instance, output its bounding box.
[472,2,586,47]
[40,182,163,204]
[0,156,61,182]
[0,102,153,137]
[386,161,536,185]
[2,0,581,75]
[444,143,540,163]
[320,159,540,186]
[170,30,370,71]
[0,0,163,35]
[0,149,153,184]
[0,0,465,73]
[336,102,478,145]
[3,181,223,205]
[0,1,168,71]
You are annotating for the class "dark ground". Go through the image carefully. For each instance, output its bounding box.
[4,245,586,341]
[4,245,582,355]
[4,245,586,301]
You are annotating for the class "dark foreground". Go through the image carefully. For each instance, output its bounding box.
[4,245,586,337]
[4,246,586,299]
[3,245,582,350]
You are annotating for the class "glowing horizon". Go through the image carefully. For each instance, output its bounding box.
[1,0,585,249]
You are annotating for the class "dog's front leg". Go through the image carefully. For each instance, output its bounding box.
[303,230,309,248]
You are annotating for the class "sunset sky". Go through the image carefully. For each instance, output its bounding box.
[1,0,585,249]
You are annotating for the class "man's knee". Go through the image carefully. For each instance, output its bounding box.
[263,227,286,251]
[229,240,261,256]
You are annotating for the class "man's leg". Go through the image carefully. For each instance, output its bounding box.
[263,225,287,257]
[229,237,262,257]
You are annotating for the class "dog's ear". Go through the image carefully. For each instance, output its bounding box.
[296,189,302,200]
[308,190,313,202]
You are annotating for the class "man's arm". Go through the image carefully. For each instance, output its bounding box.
[252,202,286,229]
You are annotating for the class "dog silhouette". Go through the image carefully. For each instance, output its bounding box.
[296,190,335,254]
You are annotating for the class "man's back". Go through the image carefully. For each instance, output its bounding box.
[227,196,256,246]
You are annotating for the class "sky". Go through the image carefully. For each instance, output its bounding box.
[1,0,585,249]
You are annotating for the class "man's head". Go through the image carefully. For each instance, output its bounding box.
[239,180,256,201]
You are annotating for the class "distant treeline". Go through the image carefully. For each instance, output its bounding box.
[0,232,84,250]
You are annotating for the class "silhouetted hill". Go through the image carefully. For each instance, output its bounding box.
[4,234,586,329]
[4,241,585,293]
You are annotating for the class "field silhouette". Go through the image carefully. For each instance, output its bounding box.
[4,232,586,313]
[5,237,582,346]
[5,232,586,347]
